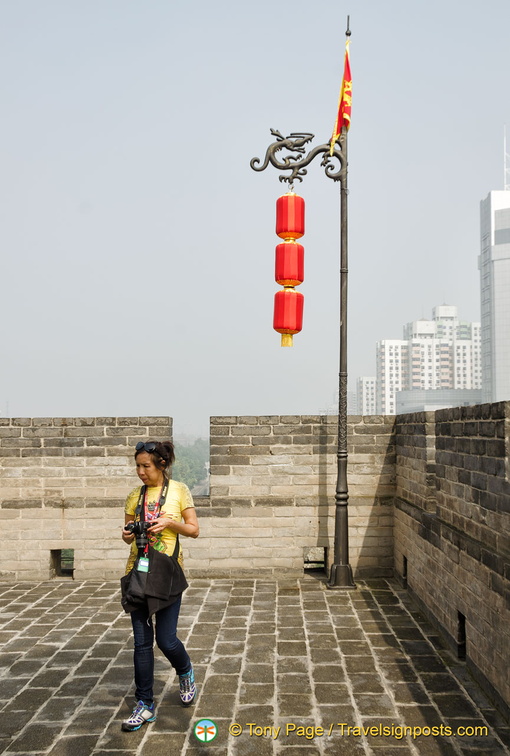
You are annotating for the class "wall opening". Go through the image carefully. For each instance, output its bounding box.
[457,611,466,659]
[304,547,326,574]
[402,555,408,589]
[50,549,75,579]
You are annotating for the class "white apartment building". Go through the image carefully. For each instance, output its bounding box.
[479,191,510,403]
[376,306,481,415]
[356,377,376,415]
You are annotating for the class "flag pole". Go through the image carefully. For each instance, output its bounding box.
[249,16,356,589]
[328,18,355,588]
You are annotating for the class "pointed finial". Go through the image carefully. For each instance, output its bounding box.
[346,15,351,37]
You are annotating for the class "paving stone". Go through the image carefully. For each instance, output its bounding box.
[355,692,396,716]
[46,734,99,755]
[399,704,444,728]
[402,736,458,755]
[379,661,419,682]
[386,681,431,704]
[276,657,308,674]
[309,647,341,664]
[210,656,243,675]
[340,640,372,655]
[335,627,366,641]
[37,696,86,721]
[343,655,378,673]
[237,704,275,722]
[0,677,27,699]
[239,684,275,705]
[212,641,246,656]
[218,628,248,641]
[322,739,367,755]
[306,634,338,651]
[313,682,350,705]
[277,694,314,717]
[277,642,308,656]
[82,686,128,708]
[277,674,311,695]
[242,664,275,684]
[245,646,276,664]
[8,723,61,752]
[144,733,187,754]
[317,703,357,724]
[3,686,52,712]
[203,674,243,695]
[63,708,115,734]
[349,674,386,694]
[194,693,237,718]
[249,634,281,649]
[0,710,34,737]
[432,693,481,718]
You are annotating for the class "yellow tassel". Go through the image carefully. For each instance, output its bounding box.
[281,333,293,347]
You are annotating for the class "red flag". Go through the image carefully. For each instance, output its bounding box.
[330,40,352,155]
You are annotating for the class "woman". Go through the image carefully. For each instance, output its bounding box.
[121,440,199,732]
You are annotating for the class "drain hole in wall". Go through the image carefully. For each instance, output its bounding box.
[50,550,74,579]
[304,547,326,574]
[457,611,466,659]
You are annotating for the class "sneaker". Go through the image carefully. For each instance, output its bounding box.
[121,700,156,731]
[179,665,196,706]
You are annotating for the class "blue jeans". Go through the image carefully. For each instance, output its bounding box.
[130,597,191,704]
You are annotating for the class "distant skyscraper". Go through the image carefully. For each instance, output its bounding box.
[357,377,376,415]
[479,190,510,403]
[376,306,481,415]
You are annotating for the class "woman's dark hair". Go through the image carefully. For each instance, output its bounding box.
[134,440,175,472]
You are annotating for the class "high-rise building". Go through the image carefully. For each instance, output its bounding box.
[479,191,510,403]
[356,377,376,415]
[376,306,481,415]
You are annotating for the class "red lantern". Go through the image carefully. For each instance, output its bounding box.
[273,191,305,346]
[276,192,305,240]
[275,240,304,286]
[273,288,304,347]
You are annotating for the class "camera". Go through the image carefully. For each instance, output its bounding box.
[125,520,152,550]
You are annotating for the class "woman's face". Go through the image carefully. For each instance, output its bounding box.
[135,452,164,487]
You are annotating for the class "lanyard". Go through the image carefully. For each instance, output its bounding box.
[135,477,169,555]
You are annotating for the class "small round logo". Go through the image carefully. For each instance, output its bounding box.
[194,719,218,743]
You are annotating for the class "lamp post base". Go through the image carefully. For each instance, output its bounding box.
[327,563,356,590]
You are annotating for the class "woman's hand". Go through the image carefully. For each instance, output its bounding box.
[122,520,135,543]
[147,516,176,535]
[148,509,199,538]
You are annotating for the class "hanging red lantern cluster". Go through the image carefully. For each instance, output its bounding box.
[273,192,305,346]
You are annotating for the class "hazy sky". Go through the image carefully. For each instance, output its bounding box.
[1,0,509,437]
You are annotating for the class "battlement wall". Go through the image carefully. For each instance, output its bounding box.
[394,402,510,714]
[0,416,171,579]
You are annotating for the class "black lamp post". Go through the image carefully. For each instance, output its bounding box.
[250,32,356,589]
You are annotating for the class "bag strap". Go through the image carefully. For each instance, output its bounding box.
[172,534,180,559]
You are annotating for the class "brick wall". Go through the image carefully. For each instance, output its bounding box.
[0,413,396,580]
[394,402,510,715]
[0,417,172,580]
[186,415,396,578]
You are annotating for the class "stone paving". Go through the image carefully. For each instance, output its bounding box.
[0,576,509,756]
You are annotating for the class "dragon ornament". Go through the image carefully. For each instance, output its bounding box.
[250,128,346,184]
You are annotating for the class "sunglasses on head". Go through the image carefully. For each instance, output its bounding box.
[135,441,157,453]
